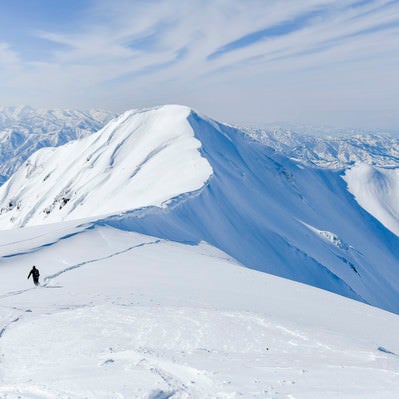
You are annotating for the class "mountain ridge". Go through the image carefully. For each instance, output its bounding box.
[0,105,398,314]
[244,126,399,169]
[0,105,115,184]
[98,108,399,312]
[0,105,212,227]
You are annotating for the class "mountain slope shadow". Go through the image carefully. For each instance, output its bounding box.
[99,110,399,314]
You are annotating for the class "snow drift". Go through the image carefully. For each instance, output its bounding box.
[1,105,399,314]
[344,164,399,236]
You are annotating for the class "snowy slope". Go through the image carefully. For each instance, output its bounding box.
[344,164,399,236]
[100,109,399,314]
[1,105,399,315]
[1,221,399,398]
[245,126,399,169]
[0,105,114,184]
[247,126,399,238]
[0,105,212,226]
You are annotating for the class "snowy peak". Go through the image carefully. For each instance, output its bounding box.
[0,105,212,228]
[0,105,115,184]
[98,110,399,314]
[1,104,399,315]
[245,126,399,169]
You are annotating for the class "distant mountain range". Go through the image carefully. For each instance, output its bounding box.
[0,106,115,184]
[1,107,398,398]
[0,105,398,315]
[244,126,399,169]
[1,106,398,187]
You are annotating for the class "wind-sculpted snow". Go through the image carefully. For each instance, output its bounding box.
[301,222,350,251]
[1,110,399,397]
[0,105,114,184]
[1,105,399,314]
[98,108,399,314]
[344,164,399,236]
[0,105,212,227]
[245,126,399,169]
[1,223,399,397]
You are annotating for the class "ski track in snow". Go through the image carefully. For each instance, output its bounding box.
[0,105,399,317]
[0,315,21,338]
[43,239,161,284]
[0,288,34,300]
[0,237,160,348]
[0,101,399,397]
[0,238,162,355]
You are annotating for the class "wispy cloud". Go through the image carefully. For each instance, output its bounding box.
[0,0,398,128]
[207,8,326,60]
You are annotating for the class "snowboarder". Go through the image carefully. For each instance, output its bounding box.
[27,265,40,286]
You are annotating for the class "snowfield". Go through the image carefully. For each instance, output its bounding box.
[0,105,399,316]
[1,221,399,398]
[1,104,399,397]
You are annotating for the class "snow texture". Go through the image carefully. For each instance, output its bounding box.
[344,164,399,236]
[0,221,399,398]
[0,105,399,397]
[0,105,212,226]
[0,105,114,184]
[0,105,399,316]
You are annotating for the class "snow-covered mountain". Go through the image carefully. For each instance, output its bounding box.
[1,105,399,397]
[0,105,115,184]
[344,164,399,236]
[0,106,212,226]
[245,126,399,169]
[2,220,399,397]
[1,105,399,316]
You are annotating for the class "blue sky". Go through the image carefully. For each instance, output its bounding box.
[0,0,398,129]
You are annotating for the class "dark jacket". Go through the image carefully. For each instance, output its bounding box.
[28,266,40,280]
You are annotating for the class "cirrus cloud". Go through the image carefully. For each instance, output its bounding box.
[0,0,398,128]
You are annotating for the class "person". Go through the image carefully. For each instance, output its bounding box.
[27,265,40,286]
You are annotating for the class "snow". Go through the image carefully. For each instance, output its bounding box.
[1,105,399,397]
[344,164,399,236]
[245,126,399,169]
[0,105,114,184]
[301,222,350,251]
[1,105,399,315]
[0,105,212,227]
[1,220,399,398]
[97,109,399,314]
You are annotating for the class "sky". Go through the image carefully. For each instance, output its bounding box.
[0,0,398,129]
